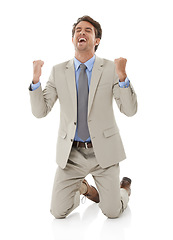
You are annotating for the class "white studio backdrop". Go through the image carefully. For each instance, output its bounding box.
[0,0,173,240]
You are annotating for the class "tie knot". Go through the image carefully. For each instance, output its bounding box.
[80,63,87,70]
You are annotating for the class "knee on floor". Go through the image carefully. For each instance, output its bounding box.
[103,210,121,219]
[100,206,121,219]
[50,208,67,219]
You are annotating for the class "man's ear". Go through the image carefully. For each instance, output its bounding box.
[95,38,100,46]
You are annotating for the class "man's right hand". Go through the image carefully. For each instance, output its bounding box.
[33,60,44,84]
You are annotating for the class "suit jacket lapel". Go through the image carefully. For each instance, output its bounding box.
[88,56,104,116]
[65,59,77,119]
[65,56,104,119]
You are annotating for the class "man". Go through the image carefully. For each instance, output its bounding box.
[29,16,137,219]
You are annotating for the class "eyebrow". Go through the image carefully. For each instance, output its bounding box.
[75,27,93,31]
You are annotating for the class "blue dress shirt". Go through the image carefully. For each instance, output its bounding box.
[31,56,130,142]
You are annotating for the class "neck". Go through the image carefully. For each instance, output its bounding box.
[75,51,95,63]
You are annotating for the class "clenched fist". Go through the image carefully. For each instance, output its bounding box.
[114,57,127,82]
[33,60,44,84]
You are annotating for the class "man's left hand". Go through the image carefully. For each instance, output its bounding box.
[114,57,127,82]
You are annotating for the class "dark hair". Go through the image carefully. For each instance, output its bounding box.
[72,15,102,52]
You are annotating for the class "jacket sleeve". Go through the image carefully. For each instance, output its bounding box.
[29,66,58,118]
[112,67,138,117]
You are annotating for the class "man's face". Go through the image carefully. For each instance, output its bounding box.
[72,21,100,53]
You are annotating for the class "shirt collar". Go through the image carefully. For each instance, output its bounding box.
[74,55,96,71]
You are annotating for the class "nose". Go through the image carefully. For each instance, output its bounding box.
[80,30,86,35]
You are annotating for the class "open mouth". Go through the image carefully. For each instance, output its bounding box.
[78,37,87,43]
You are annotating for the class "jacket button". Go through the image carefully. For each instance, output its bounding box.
[74,122,76,125]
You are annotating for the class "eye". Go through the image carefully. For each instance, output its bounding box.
[75,28,81,33]
[86,29,92,32]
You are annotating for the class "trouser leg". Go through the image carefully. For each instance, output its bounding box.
[91,163,129,218]
[50,148,87,219]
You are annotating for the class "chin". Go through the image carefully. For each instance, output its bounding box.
[77,47,88,52]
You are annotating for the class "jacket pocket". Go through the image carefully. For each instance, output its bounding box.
[58,129,67,139]
[103,127,119,138]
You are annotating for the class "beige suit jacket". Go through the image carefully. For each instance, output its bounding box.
[29,56,137,169]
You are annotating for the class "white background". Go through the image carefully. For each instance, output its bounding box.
[1,0,173,239]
